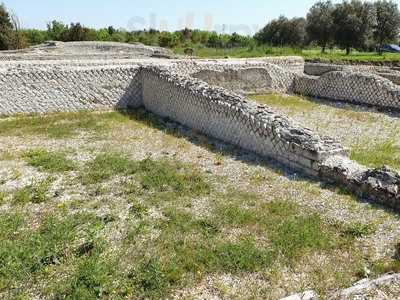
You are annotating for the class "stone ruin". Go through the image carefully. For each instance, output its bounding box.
[0,41,399,211]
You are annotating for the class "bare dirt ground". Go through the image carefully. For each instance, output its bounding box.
[0,107,399,299]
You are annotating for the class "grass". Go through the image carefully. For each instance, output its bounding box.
[0,110,396,299]
[117,196,366,299]
[250,93,318,112]
[350,139,400,170]
[82,153,210,197]
[0,111,131,139]
[0,212,106,295]
[13,178,53,204]
[23,149,75,172]
[174,45,400,64]
[80,152,137,185]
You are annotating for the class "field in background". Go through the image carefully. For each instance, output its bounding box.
[174,46,400,63]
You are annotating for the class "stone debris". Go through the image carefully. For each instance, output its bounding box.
[333,273,400,299]
[280,290,318,300]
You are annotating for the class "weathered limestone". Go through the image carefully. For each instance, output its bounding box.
[320,156,400,211]
[0,65,142,115]
[294,71,400,110]
[305,62,400,85]
[192,64,295,94]
[142,66,345,176]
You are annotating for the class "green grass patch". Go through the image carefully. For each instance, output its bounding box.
[81,152,137,185]
[23,149,75,172]
[117,195,364,298]
[0,212,106,295]
[249,93,317,111]
[82,154,210,197]
[342,222,376,238]
[13,178,53,204]
[174,46,400,64]
[0,111,130,139]
[350,139,400,170]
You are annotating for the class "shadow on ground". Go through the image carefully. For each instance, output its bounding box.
[118,107,400,217]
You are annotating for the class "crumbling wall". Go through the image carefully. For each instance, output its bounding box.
[192,65,296,94]
[141,66,346,176]
[0,65,142,115]
[294,71,400,109]
[305,62,400,85]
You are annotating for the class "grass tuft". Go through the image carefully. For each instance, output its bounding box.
[13,179,53,204]
[23,149,75,172]
[81,153,137,185]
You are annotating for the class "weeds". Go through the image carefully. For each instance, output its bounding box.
[23,149,75,172]
[13,178,53,204]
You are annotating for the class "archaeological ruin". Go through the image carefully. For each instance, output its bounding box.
[1,41,400,211]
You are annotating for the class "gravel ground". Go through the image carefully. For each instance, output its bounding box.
[0,109,399,299]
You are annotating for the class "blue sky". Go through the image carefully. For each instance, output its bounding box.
[3,0,399,35]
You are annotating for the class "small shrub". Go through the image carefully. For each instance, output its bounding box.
[23,149,75,172]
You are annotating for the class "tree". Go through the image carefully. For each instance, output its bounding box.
[63,23,93,41]
[23,29,48,45]
[0,3,13,50]
[107,26,116,36]
[332,0,375,55]
[255,16,307,47]
[306,1,334,53]
[374,0,400,53]
[9,12,27,49]
[47,20,68,41]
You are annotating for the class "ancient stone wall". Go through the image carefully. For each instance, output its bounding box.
[191,65,295,94]
[0,56,398,210]
[294,71,400,110]
[141,66,346,176]
[305,62,400,85]
[0,65,142,115]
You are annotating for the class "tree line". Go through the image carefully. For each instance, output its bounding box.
[0,0,399,55]
[255,0,400,54]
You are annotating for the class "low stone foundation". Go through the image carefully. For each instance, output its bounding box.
[0,55,398,211]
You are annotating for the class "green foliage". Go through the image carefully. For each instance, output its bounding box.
[342,222,376,238]
[23,29,48,45]
[0,212,106,295]
[23,149,75,172]
[137,158,210,195]
[332,0,376,54]
[46,20,68,41]
[374,0,400,49]
[306,1,335,52]
[0,3,12,50]
[51,241,111,299]
[255,16,307,47]
[81,153,137,185]
[13,179,53,204]
[82,153,210,198]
